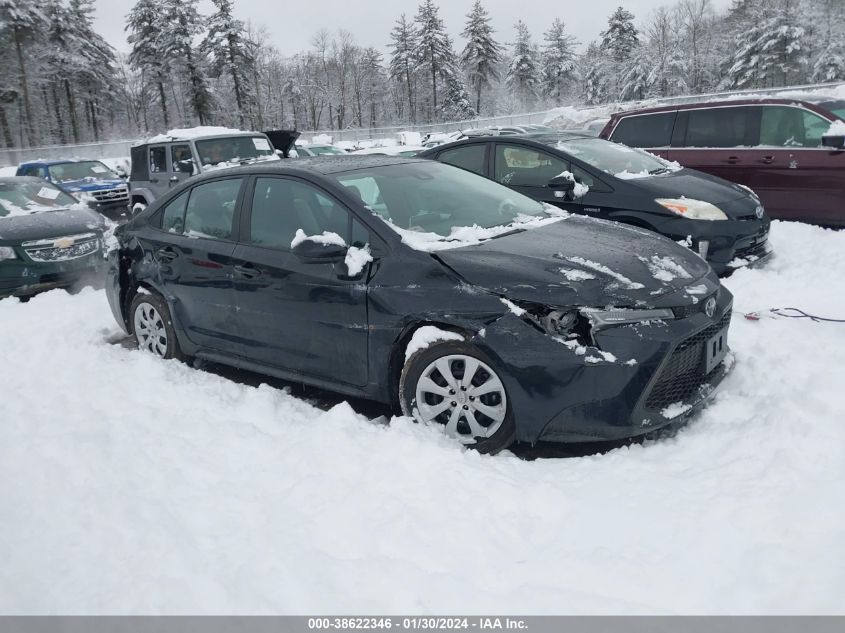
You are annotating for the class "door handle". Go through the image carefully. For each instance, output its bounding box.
[233,264,261,279]
[155,247,178,263]
[149,177,159,183]
[759,155,775,164]
[169,176,180,183]
[724,156,740,164]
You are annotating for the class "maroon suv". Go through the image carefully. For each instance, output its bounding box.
[600,96,845,226]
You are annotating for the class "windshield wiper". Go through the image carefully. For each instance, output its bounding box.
[648,167,672,175]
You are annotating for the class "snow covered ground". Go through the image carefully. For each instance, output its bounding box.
[0,221,843,614]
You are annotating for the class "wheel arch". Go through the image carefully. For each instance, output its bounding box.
[386,320,474,411]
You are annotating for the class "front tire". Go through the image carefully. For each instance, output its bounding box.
[399,341,515,454]
[130,291,184,360]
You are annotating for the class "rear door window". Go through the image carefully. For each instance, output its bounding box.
[149,146,168,173]
[161,191,189,233]
[611,112,676,148]
[683,107,751,147]
[437,144,487,176]
[183,178,243,240]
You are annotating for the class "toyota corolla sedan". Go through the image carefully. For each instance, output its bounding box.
[107,156,733,453]
[1,177,106,298]
[419,133,772,275]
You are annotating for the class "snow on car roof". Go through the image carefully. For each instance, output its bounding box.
[144,126,262,143]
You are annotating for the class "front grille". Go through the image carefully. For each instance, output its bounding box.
[645,311,731,412]
[24,233,100,262]
[735,239,769,260]
[672,291,717,319]
[91,186,129,203]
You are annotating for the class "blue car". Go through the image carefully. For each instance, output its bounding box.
[16,159,129,217]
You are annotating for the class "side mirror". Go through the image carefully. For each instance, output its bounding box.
[821,134,845,150]
[292,236,348,263]
[548,175,576,192]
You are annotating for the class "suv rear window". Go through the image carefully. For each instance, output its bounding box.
[683,107,750,147]
[611,112,676,147]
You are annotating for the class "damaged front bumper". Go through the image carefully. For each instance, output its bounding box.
[474,289,734,444]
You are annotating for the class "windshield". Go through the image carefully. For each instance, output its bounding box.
[308,145,346,155]
[195,136,276,167]
[0,181,78,217]
[334,161,555,249]
[553,138,671,177]
[819,100,845,121]
[48,161,117,183]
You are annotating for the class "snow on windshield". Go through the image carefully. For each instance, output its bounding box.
[48,161,117,183]
[0,182,79,218]
[556,138,682,179]
[334,162,568,252]
[195,136,278,169]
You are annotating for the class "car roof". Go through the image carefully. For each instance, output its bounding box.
[133,131,261,147]
[612,96,842,118]
[183,155,422,182]
[18,159,99,167]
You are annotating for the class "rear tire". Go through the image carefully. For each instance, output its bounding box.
[399,340,515,454]
[129,291,185,361]
[131,201,147,216]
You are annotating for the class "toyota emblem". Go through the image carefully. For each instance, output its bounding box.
[705,297,716,318]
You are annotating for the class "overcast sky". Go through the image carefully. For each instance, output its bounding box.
[94,0,733,56]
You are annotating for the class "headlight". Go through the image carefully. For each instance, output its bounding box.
[0,246,17,261]
[656,198,728,221]
[583,308,675,328]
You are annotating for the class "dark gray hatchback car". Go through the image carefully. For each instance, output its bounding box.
[419,133,771,275]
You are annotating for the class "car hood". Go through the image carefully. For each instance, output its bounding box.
[0,207,105,243]
[435,216,716,308]
[57,178,124,192]
[629,169,756,211]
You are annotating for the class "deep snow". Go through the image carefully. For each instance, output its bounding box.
[0,221,844,614]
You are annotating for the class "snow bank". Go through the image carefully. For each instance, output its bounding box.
[0,221,844,614]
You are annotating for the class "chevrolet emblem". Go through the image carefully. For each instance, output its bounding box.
[54,237,75,249]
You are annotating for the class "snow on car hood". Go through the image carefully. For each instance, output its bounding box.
[435,215,715,307]
[0,206,105,243]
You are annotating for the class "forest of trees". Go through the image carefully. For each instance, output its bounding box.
[0,0,844,149]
